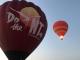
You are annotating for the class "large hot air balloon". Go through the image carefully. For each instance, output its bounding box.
[0,0,47,60]
[53,20,68,40]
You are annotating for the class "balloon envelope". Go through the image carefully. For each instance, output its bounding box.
[0,0,47,60]
[53,20,68,40]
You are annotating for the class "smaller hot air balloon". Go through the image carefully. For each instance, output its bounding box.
[53,20,68,40]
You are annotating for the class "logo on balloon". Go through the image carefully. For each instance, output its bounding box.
[7,7,45,39]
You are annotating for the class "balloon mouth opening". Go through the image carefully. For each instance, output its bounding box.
[59,35,64,40]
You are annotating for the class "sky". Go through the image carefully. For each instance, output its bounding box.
[0,0,80,60]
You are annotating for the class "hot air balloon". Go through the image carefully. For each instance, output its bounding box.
[53,20,68,40]
[0,0,47,60]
